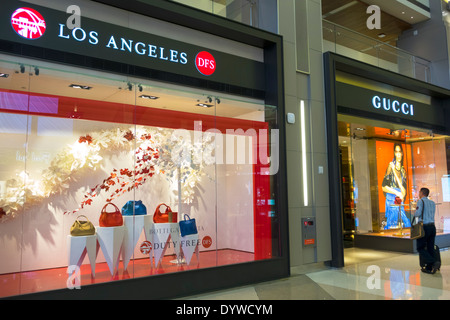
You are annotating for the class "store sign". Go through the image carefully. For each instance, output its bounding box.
[0,0,264,91]
[195,51,216,76]
[371,95,414,116]
[336,82,445,128]
[57,24,190,66]
[11,7,46,40]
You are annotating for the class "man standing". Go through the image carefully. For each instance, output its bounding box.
[415,188,440,274]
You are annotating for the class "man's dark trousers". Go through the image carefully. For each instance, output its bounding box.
[417,224,437,268]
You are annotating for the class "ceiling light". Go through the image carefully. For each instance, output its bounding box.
[196,103,213,108]
[378,33,386,38]
[0,73,9,78]
[139,95,159,100]
[69,84,92,90]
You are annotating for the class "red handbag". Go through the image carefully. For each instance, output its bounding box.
[99,203,123,227]
[394,197,402,205]
[153,203,178,223]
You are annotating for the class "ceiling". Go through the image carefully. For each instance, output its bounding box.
[0,60,265,121]
[322,0,430,47]
[361,0,431,24]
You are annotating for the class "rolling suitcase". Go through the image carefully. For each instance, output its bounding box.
[420,245,441,270]
[434,245,441,271]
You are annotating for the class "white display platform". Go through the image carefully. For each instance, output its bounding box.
[96,226,125,276]
[67,234,98,277]
[180,233,199,265]
[149,222,181,267]
[122,215,152,270]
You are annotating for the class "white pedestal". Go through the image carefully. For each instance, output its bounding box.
[122,215,152,270]
[180,234,200,265]
[96,226,125,276]
[148,223,181,267]
[67,234,98,277]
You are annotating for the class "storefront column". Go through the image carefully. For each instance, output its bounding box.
[279,0,333,269]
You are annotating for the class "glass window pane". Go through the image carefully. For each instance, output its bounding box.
[0,56,280,297]
[338,115,450,245]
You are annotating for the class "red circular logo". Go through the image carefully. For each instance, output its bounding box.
[202,236,212,249]
[195,51,216,76]
[140,241,152,255]
[11,7,46,40]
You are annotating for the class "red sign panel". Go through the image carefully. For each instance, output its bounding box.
[202,236,212,249]
[140,241,152,255]
[195,51,216,76]
[11,7,46,40]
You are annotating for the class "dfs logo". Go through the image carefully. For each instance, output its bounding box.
[11,7,47,40]
[195,51,216,76]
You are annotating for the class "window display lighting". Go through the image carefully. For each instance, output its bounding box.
[69,84,92,90]
[139,95,159,100]
[196,103,214,108]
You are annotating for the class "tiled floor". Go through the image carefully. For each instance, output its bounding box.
[178,247,450,300]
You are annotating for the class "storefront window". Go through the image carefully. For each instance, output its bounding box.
[338,116,450,240]
[0,56,280,297]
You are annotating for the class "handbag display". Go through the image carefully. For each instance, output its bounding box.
[70,215,96,236]
[153,203,178,223]
[122,200,147,216]
[411,199,425,240]
[99,203,123,227]
[179,214,198,237]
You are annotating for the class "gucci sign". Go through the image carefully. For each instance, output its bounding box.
[372,95,415,116]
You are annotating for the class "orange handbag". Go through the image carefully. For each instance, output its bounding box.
[153,203,178,223]
[99,203,123,227]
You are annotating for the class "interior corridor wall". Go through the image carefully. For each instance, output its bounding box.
[279,0,332,268]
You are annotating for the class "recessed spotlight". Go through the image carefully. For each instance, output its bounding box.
[196,103,213,108]
[139,95,159,100]
[69,84,92,90]
[0,73,9,78]
[378,33,386,38]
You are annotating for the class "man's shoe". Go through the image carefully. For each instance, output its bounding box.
[421,268,432,274]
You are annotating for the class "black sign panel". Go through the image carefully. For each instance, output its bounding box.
[336,82,445,128]
[0,0,265,91]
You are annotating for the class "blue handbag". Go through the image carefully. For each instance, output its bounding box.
[121,200,147,216]
[179,214,198,237]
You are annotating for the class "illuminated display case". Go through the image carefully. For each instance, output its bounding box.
[324,53,450,265]
[339,121,450,238]
[0,55,280,298]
